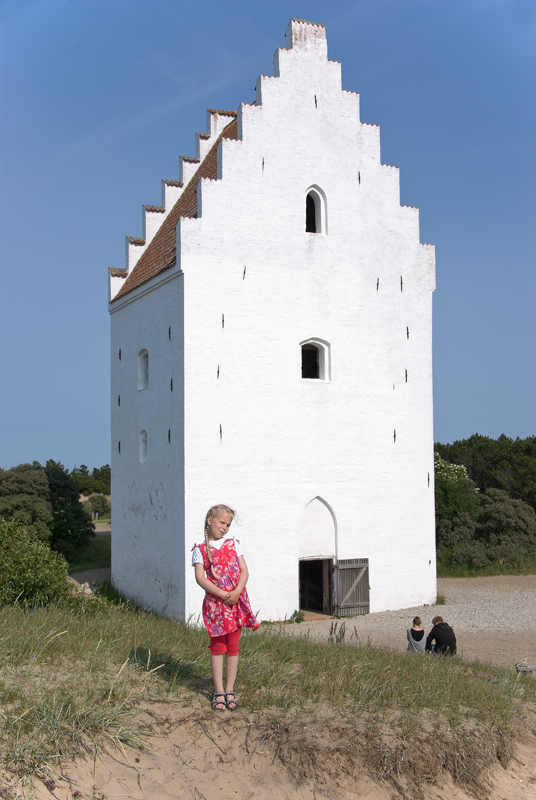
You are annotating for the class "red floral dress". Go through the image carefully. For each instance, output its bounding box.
[195,538,259,637]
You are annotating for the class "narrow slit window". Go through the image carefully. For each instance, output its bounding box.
[139,430,147,463]
[302,344,319,379]
[137,349,149,390]
[305,187,326,234]
[306,193,317,233]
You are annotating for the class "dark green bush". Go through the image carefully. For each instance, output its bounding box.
[84,494,110,517]
[0,519,70,605]
[0,463,53,543]
[437,489,536,573]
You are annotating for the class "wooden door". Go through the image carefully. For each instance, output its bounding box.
[334,558,369,616]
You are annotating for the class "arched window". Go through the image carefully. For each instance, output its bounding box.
[305,186,327,234]
[139,430,147,462]
[300,338,330,381]
[137,349,148,390]
[302,343,319,378]
[306,194,317,233]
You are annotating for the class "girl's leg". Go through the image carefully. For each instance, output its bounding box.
[209,635,227,710]
[224,628,241,710]
[225,654,239,693]
[210,653,225,693]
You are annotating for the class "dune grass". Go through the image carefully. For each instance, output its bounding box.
[0,600,535,793]
[67,533,111,574]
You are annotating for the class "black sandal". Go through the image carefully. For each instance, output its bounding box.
[211,692,227,712]
[225,691,240,711]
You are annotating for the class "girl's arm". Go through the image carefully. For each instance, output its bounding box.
[226,556,249,605]
[194,563,231,601]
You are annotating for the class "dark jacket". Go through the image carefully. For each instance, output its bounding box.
[425,622,457,655]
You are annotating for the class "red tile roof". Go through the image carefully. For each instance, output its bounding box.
[127,236,145,245]
[164,180,183,187]
[111,117,238,302]
[109,267,128,277]
[144,205,165,213]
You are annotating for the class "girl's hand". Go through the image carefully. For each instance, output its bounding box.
[225,588,241,606]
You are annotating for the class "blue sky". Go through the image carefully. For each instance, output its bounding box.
[1,0,534,472]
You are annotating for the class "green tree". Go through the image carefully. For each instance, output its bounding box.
[475,488,536,568]
[41,460,94,556]
[71,464,94,495]
[92,464,111,493]
[72,463,111,495]
[434,452,479,524]
[436,489,536,572]
[435,434,536,513]
[0,463,53,542]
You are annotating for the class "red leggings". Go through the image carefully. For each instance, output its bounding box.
[209,627,241,656]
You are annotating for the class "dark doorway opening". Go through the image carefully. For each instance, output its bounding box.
[302,344,319,379]
[299,559,333,614]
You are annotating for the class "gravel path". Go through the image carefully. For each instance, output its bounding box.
[283,575,536,668]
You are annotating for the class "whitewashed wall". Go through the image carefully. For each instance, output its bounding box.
[110,272,185,617]
[110,19,436,622]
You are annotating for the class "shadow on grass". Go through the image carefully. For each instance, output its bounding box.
[128,646,211,697]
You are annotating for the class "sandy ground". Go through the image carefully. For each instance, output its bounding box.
[18,702,536,800]
[17,574,534,800]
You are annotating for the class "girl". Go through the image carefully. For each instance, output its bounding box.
[192,504,258,711]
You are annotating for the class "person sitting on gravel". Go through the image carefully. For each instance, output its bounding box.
[425,616,457,655]
[407,616,426,653]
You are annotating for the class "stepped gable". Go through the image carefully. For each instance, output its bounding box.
[112,116,238,302]
[109,267,128,278]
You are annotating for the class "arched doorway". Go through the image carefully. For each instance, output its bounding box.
[298,497,336,615]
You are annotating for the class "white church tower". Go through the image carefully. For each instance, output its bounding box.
[108,20,437,620]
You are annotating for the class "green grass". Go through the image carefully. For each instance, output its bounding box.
[67,533,111,574]
[437,559,536,578]
[0,598,535,795]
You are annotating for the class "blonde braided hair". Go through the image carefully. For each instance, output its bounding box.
[204,504,235,565]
